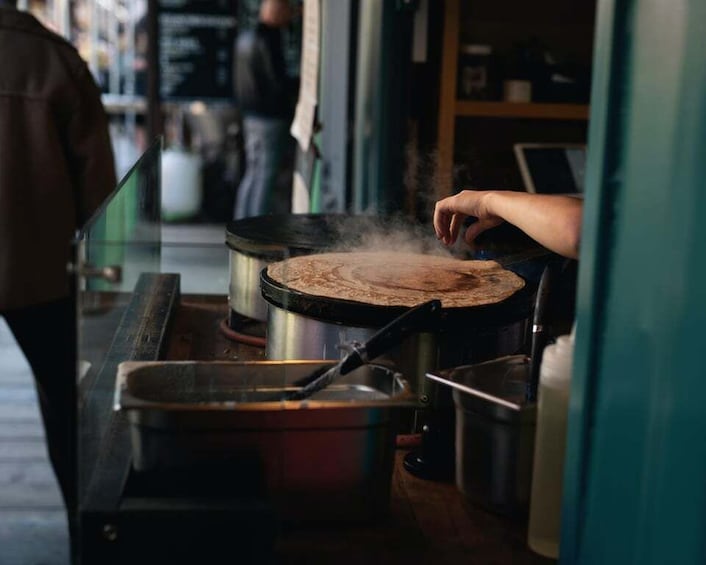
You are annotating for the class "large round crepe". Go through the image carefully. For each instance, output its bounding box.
[266,251,525,309]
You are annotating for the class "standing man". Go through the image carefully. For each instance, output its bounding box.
[233,0,297,219]
[0,0,116,547]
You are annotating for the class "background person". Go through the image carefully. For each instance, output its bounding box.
[0,0,116,543]
[233,0,297,219]
[433,190,583,260]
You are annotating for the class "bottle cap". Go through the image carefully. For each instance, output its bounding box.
[539,334,574,386]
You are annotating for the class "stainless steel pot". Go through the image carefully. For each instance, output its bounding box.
[228,247,272,321]
[260,268,532,400]
[261,262,533,477]
[266,305,441,397]
[426,355,537,517]
[226,214,372,322]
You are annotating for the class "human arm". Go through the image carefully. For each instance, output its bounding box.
[433,190,583,259]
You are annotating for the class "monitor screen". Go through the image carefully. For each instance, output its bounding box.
[514,144,586,195]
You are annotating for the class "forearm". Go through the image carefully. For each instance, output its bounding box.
[485,191,582,259]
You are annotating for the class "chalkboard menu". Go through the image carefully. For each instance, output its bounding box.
[158,0,237,101]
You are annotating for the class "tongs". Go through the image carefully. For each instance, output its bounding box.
[286,299,443,401]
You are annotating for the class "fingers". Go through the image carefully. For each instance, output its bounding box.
[448,212,464,244]
[432,199,449,242]
[463,217,502,245]
[433,198,465,246]
[434,190,499,247]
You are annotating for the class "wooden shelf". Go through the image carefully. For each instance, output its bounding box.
[455,101,590,121]
[435,0,594,200]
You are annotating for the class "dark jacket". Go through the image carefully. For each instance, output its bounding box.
[0,6,116,310]
[233,23,295,120]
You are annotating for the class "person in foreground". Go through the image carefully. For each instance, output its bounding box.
[0,0,116,550]
[433,190,583,260]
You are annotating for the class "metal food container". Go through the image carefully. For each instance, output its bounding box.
[114,360,415,521]
[426,355,537,517]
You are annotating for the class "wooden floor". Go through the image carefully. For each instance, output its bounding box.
[0,318,70,565]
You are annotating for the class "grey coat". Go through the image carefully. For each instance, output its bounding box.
[0,6,116,310]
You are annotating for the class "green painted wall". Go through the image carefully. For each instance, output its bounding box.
[562,1,706,563]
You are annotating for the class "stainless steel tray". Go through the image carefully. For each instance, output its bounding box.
[114,360,415,521]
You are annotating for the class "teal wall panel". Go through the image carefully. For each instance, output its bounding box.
[562,0,706,563]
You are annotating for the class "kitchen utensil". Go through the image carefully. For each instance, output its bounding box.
[287,299,443,400]
[527,263,556,401]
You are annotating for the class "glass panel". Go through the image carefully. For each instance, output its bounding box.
[78,136,161,293]
[160,228,229,296]
[74,138,161,515]
[73,138,262,559]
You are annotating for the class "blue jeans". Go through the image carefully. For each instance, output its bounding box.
[234,117,290,219]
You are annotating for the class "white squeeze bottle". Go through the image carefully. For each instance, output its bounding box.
[527,329,575,559]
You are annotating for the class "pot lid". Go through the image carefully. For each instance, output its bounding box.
[226,213,367,258]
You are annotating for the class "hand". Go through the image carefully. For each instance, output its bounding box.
[433,190,504,247]
[434,189,583,259]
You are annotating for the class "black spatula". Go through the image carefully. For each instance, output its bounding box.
[287,299,442,401]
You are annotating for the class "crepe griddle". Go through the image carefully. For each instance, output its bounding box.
[260,264,534,330]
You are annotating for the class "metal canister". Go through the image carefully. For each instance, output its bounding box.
[426,355,537,517]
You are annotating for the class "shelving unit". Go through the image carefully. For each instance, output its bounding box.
[455,101,589,120]
[435,0,593,199]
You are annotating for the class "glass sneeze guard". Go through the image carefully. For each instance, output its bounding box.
[73,138,162,517]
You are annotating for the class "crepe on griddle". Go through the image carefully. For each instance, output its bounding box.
[266,251,525,309]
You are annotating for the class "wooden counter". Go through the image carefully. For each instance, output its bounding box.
[164,294,267,363]
[270,448,552,565]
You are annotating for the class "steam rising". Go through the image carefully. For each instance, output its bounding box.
[325,214,453,257]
